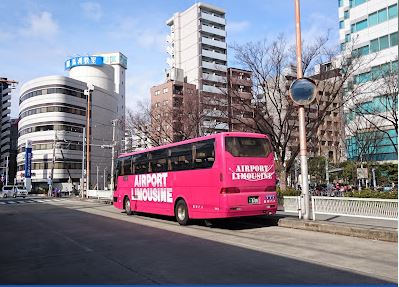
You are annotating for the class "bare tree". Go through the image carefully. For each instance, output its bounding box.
[228,34,373,188]
[126,94,206,148]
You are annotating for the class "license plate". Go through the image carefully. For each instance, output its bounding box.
[248,196,259,204]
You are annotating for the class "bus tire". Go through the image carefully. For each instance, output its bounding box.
[175,199,189,226]
[124,196,133,216]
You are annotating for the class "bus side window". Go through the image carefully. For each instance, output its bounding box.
[194,139,215,169]
[150,149,168,173]
[123,156,132,175]
[170,144,193,171]
[134,152,149,174]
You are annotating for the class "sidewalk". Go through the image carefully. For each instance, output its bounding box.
[275,211,397,242]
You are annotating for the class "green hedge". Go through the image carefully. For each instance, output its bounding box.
[277,187,301,199]
[344,189,398,199]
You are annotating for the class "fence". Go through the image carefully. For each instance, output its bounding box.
[311,196,398,221]
[86,189,113,200]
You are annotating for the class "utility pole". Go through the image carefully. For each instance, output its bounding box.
[5,156,8,186]
[84,85,94,193]
[325,157,329,184]
[103,167,106,190]
[81,127,86,198]
[50,130,57,189]
[96,165,99,190]
[110,119,118,192]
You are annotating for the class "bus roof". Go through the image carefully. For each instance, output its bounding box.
[119,132,268,158]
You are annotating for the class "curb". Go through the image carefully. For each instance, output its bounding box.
[278,217,398,242]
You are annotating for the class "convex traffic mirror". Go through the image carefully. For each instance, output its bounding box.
[289,77,317,105]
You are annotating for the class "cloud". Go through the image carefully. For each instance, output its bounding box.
[19,11,59,39]
[227,21,250,33]
[109,18,166,50]
[80,2,103,21]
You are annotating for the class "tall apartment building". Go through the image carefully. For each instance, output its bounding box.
[17,52,127,191]
[227,68,254,132]
[0,78,14,183]
[166,2,228,134]
[339,0,398,161]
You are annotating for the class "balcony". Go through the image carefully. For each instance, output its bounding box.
[202,84,227,94]
[202,73,226,83]
[202,61,227,72]
[200,12,226,25]
[202,49,227,61]
[166,33,174,44]
[201,37,226,49]
[2,107,10,117]
[201,25,226,37]
[166,45,174,56]
[166,57,175,67]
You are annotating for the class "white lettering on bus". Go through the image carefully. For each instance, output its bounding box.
[231,165,274,181]
[131,172,172,203]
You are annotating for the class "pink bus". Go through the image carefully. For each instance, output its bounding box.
[113,132,277,225]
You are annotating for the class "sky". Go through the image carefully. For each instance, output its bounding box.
[0,0,339,118]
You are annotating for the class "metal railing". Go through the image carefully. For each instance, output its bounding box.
[86,189,113,200]
[311,196,398,221]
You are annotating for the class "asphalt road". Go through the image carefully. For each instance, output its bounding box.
[0,197,396,284]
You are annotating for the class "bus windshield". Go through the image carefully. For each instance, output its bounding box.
[225,137,273,157]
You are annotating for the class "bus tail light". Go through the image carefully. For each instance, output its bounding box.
[220,187,240,194]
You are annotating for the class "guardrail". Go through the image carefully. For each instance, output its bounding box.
[282,196,302,216]
[86,189,113,200]
[311,196,398,221]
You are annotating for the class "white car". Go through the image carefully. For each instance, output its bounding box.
[1,186,28,198]
[13,186,28,198]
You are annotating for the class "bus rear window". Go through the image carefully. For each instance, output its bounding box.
[225,137,273,157]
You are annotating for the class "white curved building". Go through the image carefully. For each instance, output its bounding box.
[17,52,127,191]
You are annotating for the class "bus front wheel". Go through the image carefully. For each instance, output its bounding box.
[175,199,189,225]
[124,197,133,216]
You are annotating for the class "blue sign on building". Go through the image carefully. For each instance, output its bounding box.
[64,56,104,70]
[24,145,32,179]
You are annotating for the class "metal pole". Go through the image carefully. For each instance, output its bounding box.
[81,127,85,198]
[103,167,106,190]
[50,130,57,186]
[110,119,117,192]
[294,0,310,220]
[5,156,8,186]
[96,165,99,190]
[325,157,329,184]
[86,89,91,194]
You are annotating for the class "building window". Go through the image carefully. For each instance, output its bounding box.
[355,19,368,31]
[344,10,349,19]
[338,0,343,7]
[379,35,389,50]
[339,20,344,29]
[390,32,398,47]
[378,8,388,23]
[163,88,168,94]
[388,4,398,19]
[345,34,351,42]
[370,38,379,52]
[368,12,378,26]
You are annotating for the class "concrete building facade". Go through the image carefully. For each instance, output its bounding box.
[339,0,398,161]
[166,2,228,134]
[17,52,127,192]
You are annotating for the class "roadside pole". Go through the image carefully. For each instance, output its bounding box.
[110,119,117,192]
[5,156,8,186]
[81,127,86,198]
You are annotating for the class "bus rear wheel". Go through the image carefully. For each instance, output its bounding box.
[175,199,189,225]
[124,197,133,216]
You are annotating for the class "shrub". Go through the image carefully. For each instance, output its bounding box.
[344,189,398,199]
[277,187,301,199]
